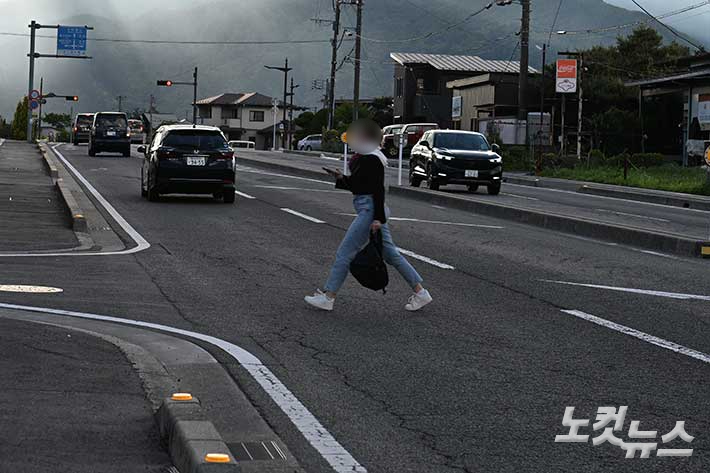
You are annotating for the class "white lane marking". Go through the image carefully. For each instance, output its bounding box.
[0,138,5,147]
[0,302,366,473]
[398,248,455,270]
[561,309,710,365]
[237,166,333,185]
[320,156,341,162]
[0,145,150,257]
[281,208,326,224]
[505,182,710,214]
[431,205,447,210]
[637,249,679,260]
[594,208,670,223]
[563,234,619,246]
[0,285,63,294]
[336,213,503,229]
[255,185,345,194]
[501,192,539,201]
[234,190,256,199]
[543,280,710,301]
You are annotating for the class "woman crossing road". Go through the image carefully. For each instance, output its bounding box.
[305,119,433,312]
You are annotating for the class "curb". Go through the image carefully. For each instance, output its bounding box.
[158,396,241,473]
[39,144,88,233]
[390,185,710,259]
[281,148,409,168]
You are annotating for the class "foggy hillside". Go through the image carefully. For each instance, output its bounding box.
[0,0,703,119]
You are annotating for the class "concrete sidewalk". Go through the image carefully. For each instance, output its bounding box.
[0,140,78,251]
[0,317,172,472]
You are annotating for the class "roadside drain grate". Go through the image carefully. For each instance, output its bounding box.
[227,441,287,461]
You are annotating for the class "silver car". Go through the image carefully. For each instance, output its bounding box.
[298,134,322,151]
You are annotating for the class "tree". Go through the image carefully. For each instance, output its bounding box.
[10,97,28,140]
[43,113,71,130]
[0,118,10,139]
[369,97,394,127]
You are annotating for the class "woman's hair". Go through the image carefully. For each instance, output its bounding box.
[348,118,383,143]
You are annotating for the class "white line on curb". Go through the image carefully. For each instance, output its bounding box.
[281,208,325,224]
[234,190,256,200]
[561,309,710,365]
[0,302,366,473]
[543,280,710,301]
[398,248,455,270]
[0,145,151,257]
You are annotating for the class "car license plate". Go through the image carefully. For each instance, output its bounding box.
[465,170,479,178]
[106,131,116,136]
[186,156,206,166]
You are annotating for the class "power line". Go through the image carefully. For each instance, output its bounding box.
[630,0,705,51]
[0,31,332,45]
[548,0,564,45]
[355,2,495,44]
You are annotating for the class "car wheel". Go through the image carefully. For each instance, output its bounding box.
[409,170,422,188]
[123,147,131,157]
[147,173,160,202]
[306,146,312,151]
[140,169,148,198]
[487,182,501,195]
[223,189,235,204]
[467,184,479,193]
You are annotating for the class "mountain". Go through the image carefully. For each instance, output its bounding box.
[0,0,701,119]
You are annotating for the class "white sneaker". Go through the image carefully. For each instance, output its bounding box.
[305,289,335,311]
[405,289,432,311]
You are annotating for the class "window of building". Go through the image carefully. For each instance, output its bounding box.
[200,107,212,119]
[396,78,403,97]
[250,110,265,122]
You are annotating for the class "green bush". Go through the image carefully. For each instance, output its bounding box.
[630,153,666,167]
[502,146,531,172]
[589,149,605,166]
[321,129,344,153]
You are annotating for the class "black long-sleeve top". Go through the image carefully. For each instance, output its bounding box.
[335,153,387,223]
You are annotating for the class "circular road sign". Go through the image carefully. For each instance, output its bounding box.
[29,99,40,110]
[29,89,40,100]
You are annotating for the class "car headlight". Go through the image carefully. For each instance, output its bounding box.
[435,152,453,161]
[489,156,502,164]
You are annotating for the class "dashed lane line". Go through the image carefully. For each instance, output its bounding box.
[0,302,367,473]
[562,309,710,365]
[281,208,326,224]
[254,185,345,194]
[234,190,256,199]
[237,166,333,185]
[397,248,455,270]
[543,280,710,301]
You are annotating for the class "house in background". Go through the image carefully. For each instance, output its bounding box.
[196,92,290,150]
[390,52,538,128]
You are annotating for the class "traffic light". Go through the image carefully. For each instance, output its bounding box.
[65,96,79,101]
[157,80,173,87]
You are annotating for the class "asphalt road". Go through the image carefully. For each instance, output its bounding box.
[247,149,710,240]
[1,142,709,472]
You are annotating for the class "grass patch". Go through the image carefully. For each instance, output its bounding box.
[541,165,710,196]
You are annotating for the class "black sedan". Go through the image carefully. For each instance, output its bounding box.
[139,125,236,203]
[409,130,503,195]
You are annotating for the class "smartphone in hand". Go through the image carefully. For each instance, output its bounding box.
[323,167,340,176]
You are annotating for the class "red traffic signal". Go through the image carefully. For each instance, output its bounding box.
[65,96,79,101]
[157,80,173,87]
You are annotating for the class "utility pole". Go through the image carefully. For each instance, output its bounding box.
[536,44,546,174]
[328,0,342,130]
[116,95,127,112]
[352,0,363,122]
[27,21,37,142]
[518,0,530,125]
[265,58,292,149]
[288,78,300,150]
[193,67,198,126]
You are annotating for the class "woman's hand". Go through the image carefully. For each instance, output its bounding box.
[370,220,382,233]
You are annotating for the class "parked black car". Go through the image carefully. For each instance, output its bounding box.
[139,124,235,203]
[71,113,94,145]
[89,112,131,157]
[409,130,503,195]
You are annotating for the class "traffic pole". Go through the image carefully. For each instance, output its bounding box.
[27,20,37,143]
[398,134,403,186]
[343,143,348,175]
[37,77,43,141]
[352,0,363,122]
[193,67,198,126]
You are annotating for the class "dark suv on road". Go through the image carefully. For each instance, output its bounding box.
[71,113,94,145]
[409,130,503,195]
[139,125,235,203]
[89,112,131,157]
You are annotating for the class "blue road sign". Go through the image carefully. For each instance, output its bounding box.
[29,100,40,110]
[57,26,87,57]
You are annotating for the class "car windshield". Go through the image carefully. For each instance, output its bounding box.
[97,115,127,128]
[434,133,490,151]
[163,130,227,150]
[77,115,92,126]
[388,127,402,134]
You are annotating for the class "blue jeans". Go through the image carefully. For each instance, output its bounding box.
[324,195,423,293]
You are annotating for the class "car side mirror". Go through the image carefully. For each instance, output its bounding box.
[137,145,146,154]
[420,141,430,148]
[492,143,501,153]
